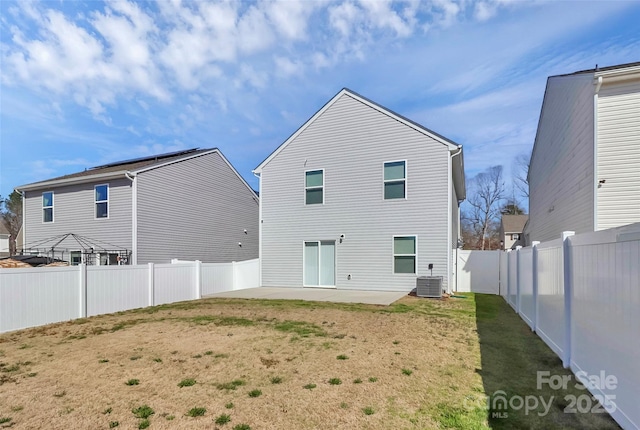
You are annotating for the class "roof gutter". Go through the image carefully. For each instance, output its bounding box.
[124,171,138,265]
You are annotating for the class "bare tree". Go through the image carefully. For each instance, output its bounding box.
[1,191,23,255]
[513,151,531,199]
[463,166,505,250]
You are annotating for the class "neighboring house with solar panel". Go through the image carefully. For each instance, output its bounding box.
[253,88,466,293]
[525,62,640,243]
[15,149,259,265]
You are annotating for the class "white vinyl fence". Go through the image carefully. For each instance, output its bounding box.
[503,223,640,430]
[0,258,259,334]
[455,249,500,294]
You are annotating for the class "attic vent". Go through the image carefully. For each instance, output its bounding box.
[416,276,443,298]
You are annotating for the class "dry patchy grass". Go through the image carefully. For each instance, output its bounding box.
[0,294,620,429]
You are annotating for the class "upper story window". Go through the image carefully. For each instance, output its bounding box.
[305,170,324,205]
[42,192,54,223]
[95,184,109,218]
[384,161,406,199]
[393,235,416,274]
[511,233,520,241]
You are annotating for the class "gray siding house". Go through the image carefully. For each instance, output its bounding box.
[16,149,259,265]
[526,62,640,243]
[254,89,466,292]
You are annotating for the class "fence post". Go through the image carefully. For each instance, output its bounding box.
[148,263,155,307]
[531,241,540,332]
[232,261,237,291]
[505,249,511,303]
[79,264,87,318]
[515,246,522,314]
[561,231,575,368]
[195,260,202,299]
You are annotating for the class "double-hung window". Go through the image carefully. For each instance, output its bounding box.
[393,236,416,274]
[384,161,406,199]
[42,192,54,223]
[95,184,109,218]
[305,170,324,205]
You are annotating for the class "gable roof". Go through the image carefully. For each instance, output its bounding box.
[15,148,257,199]
[253,88,466,200]
[254,88,460,173]
[528,61,640,183]
[501,215,528,233]
[16,148,212,191]
[0,221,9,235]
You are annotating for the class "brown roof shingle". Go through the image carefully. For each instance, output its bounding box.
[502,215,528,233]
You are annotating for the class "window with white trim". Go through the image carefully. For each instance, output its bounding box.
[384,161,406,199]
[393,236,416,274]
[305,170,324,205]
[95,184,109,218]
[70,251,82,266]
[43,192,54,223]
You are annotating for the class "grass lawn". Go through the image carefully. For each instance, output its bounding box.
[0,293,620,429]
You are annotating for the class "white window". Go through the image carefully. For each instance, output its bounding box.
[99,253,118,265]
[70,251,82,266]
[305,170,324,205]
[42,192,54,223]
[384,161,406,199]
[511,233,520,240]
[95,184,109,218]
[393,236,416,274]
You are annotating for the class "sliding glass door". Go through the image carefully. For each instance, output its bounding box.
[304,241,335,287]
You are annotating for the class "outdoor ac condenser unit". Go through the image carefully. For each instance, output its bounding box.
[416,276,443,298]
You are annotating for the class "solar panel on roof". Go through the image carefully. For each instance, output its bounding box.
[89,148,200,170]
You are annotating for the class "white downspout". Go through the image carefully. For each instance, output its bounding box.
[125,172,137,265]
[450,146,463,294]
[253,171,262,287]
[593,76,603,231]
[20,190,26,254]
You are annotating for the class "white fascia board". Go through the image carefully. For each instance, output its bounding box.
[215,150,260,202]
[15,170,130,192]
[254,88,458,173]
[254,90,349,173]
[345,90,459,151]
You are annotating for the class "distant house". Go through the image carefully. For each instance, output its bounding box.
[253,88,466,292]
[0,222,9,258]
[15,148,259,265]
[500,215,528,250]
[526,62,640,243]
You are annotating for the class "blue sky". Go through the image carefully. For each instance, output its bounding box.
[1,1,639,206]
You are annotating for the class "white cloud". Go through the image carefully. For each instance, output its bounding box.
[274,56,303,78]
[358,0,414,37]
[237,5,275,53]
[236,63,269,89]
[265,0,315,41]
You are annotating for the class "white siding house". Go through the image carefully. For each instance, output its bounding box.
[526,62,640,243]
[16,149,259,264]
[254,89,466,292]
[0,222,9,257]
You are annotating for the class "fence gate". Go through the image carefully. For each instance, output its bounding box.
[455,250,500,294]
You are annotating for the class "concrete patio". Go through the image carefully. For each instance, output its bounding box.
[203,287,408,306]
